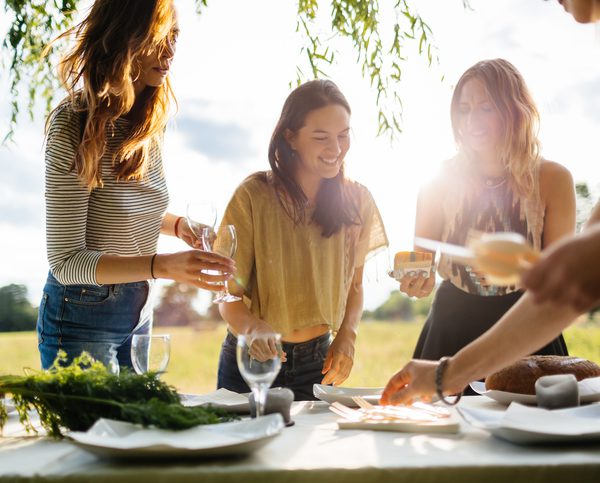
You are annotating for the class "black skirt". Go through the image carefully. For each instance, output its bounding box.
[414,281,568,394]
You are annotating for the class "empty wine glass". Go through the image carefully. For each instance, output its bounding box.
[75,344,120,375]
[237,333,282,418]
[202,224,241,303]
[186,202,217,245]
[131,334,171,375]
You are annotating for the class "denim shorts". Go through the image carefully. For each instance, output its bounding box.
[217,331,332,401]
[37,272,152,370]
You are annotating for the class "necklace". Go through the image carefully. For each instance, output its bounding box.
[482,174,507,189]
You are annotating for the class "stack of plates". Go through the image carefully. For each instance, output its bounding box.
[459,402,600,444]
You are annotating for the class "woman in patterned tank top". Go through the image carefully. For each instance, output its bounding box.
[397,59,576,391]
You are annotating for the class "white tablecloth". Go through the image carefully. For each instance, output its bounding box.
[1,396,600,482]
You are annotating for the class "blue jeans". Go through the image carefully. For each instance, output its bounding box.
[37,272,152,370]
[217,331,332,401]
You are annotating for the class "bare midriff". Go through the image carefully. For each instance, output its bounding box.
[281,324,330,343]
[228,323,330,343]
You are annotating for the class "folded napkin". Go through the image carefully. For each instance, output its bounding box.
[180,388,249,408]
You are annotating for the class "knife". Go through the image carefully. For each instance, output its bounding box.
[415,234,539,277]
[413,237,475,265]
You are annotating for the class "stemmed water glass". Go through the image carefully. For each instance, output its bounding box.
[131,334,171,375]
[185,202,217,245]
[236,333,282,418]
[201,224,241,303]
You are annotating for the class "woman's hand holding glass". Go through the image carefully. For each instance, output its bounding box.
[184,202,217,249]
[237,332,283,418]
[151,201,234,291]
[201,225,241,303]
[152,250,234,291]
[247,319,287,363]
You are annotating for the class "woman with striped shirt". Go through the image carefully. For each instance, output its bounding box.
[38,0,234,370]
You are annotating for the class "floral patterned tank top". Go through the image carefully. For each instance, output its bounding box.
[437,160,544,296]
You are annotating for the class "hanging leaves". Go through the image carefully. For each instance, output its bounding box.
[1,0,442,143]
[2,0,78,143]
[296,0,439,139]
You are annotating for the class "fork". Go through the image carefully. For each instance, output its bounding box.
[353,396,450,418]
[352,396,448,422]
[329,402,363,421]
[352,396,376,411]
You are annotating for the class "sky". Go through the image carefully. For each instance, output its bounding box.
[0,0,599,312]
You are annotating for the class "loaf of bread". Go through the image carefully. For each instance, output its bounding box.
[391,251,433,281]
[485,355,600,395]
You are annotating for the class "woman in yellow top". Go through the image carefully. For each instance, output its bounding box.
[218,80,388,400]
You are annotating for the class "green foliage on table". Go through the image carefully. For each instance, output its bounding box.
[0,0,464,143]
[0,351,237,438]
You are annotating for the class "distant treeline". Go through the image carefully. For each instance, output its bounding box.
[0,282,223,332]
[0,284,38,332]
[0,282,434,332]
[363,290,433,322]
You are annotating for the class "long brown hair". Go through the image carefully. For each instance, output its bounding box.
[265,79,360,238]
[450,58,541,195]
[46,0,177,189]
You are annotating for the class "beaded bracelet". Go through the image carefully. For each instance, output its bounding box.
[150,254,157,279]
[435,356,463,406]
[174,216,184,238]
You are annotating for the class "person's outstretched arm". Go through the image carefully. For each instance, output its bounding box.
[380,291,582,405]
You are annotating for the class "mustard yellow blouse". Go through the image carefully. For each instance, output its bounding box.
[221,174,388,336]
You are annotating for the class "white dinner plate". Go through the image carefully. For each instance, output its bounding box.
[313,385,383,407]
[180,388,251,413]
[68,413,284,460]
[458,403,600,444]
[470,377,600,406]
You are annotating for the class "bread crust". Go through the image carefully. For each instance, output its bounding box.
[485,355,600,395]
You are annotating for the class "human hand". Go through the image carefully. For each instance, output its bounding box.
[380,360,437,405]
[321,330,355,386]
[153,250,235,291]
[521,227,600,312]
[178,220,215,250]
[399,271,435,298]
[246,320,287,363]
[177,219,201,249]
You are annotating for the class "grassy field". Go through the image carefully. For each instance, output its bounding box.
[1,320,599,393]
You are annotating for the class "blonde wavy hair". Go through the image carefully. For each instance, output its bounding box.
[450,58,541,195]
[46,0,177,189]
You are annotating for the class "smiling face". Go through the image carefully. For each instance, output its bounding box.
[285,103,351,191]
[133,20,179,94]
[456,78,504,156]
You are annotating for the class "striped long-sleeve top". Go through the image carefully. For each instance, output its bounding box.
[45,103,170,285]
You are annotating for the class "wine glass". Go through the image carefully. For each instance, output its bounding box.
[202,224,241,303]
[236,333,282,418]
[186,202,217,245]
[78,343,120,375]
[131,334,171,375]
